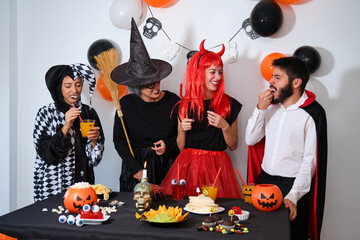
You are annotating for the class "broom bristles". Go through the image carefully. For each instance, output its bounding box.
[94,48,122,118]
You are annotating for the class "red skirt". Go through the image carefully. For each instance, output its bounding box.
[161,148,242,198]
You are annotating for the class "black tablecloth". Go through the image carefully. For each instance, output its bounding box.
[0,192,290,240]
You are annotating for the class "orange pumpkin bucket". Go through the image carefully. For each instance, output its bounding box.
[251,184,283,212]
[63,182,98,214]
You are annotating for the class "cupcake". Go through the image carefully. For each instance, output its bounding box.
[212,214,223,225]
[230,215,239,224]
[202,216,216,227]
[221,218,235,231]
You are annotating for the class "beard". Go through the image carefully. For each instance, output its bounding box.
[271,81,293,104]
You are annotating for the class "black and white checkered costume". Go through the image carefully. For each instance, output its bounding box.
[70,63,96,106]
[33,64,104,202]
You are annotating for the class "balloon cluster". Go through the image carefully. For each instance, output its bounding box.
[261,46,321,81]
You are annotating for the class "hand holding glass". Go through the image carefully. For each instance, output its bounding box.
[80,119,95,137]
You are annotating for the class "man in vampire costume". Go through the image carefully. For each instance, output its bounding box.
[245,57,327,240]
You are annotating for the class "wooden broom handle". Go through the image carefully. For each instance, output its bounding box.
[117,108,135,157]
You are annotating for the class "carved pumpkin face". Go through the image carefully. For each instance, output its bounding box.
[63,184,98,214]
[242,184,255,203]
[251,184,283,212]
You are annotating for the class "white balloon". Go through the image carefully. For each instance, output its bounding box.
[109,0,143,29]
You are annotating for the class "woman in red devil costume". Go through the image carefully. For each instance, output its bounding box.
[161,40,242,198]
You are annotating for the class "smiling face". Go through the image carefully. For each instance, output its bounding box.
[61,76,83,105]
[204,64,223,99]
[139,81,164,102]
[269,67,294,104]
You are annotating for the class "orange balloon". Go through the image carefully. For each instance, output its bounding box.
[260,53,286,81]
[275,0,302,4]
[143,0,174,8]
[96,74,128,101]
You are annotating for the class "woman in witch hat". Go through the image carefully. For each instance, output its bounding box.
[111,18,180,192]
[33,63,105,202]
[161,40,242,198]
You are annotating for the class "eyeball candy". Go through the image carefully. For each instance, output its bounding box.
[58,215,67,223]
[179,179,186,185]
[82,204,91,212]
[92,205,100,213]
[67,216,75,225]
[76,219,84,227]
[171,179,178,185]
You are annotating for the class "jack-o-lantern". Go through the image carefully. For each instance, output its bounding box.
[63,182,98,214]
[251,184,282,212]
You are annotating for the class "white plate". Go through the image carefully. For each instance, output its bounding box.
[183,206,225,215]
[76,215,110,225]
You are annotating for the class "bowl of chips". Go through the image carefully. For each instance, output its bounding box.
[135,205,189,226]
[91,184,111,200]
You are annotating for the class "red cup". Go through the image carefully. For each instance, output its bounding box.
[172,184,185,201]
[171,178,186,201]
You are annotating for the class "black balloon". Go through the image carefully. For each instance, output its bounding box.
[250,0,283,37]
[87,39,115,70]
[293,46,321,74]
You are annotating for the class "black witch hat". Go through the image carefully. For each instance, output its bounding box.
[111,18,172,87]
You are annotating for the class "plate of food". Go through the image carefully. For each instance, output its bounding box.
[76,215,110,225]
[183,206,225,215]
[135,205,188,227]
[183,194,225,214]
[141,214,187,227]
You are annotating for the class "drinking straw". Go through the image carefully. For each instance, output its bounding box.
[212,167,222,187]
[177,164,180,182]
[236,169,246,186]
[72,104,83,122]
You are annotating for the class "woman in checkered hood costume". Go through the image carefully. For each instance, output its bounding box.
[33,63,105,202]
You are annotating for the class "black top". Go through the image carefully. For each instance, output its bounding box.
[184,96,242,151]
[113,91,180,178]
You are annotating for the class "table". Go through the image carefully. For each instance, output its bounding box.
[0,192,290,240]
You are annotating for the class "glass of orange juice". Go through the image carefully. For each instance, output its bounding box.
[201,184,218,202]
[80,119,95,137]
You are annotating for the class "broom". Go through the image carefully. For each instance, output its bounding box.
[94,48,134,157]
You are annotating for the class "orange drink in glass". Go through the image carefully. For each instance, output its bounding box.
[80,119,95,137]
[201,184,218,202]
[242,183,255,204]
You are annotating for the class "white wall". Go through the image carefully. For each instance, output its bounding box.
[3,0,360,239]
[0,0,10,215]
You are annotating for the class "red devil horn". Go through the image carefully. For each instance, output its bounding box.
[199,39,207,54]
[217,44,225,57]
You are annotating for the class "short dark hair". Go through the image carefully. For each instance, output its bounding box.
[272,57,310,94]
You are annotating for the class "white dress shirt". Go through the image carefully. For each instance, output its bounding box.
[245,92,317,205]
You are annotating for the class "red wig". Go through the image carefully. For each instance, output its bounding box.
[179,40,231,121]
